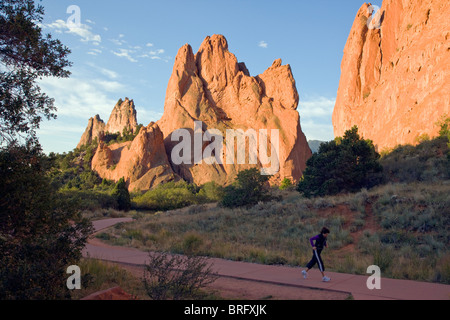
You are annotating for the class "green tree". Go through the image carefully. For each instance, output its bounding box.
[112,177,131,211]
[0,0,71,145]
[0,145,93,299]
[0,1,94,300]
[298,126,383,198]
[221,168,271,208]
[279,178,293,190]
[438,116,450,147]
[437,116,450,175]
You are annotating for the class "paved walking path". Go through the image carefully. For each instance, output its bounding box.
[83,218,450,300]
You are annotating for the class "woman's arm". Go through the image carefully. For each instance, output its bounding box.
[310,235,319,248]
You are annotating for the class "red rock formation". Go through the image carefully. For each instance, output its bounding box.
[81,35,311,190]
[77,115,105,149]
[157,34,311,185]
[105,98,138,134]
[333,1,450,150]
[91,122,179,191]
[77,98,138,149]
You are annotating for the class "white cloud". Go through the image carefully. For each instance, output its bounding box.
[94,79,124,92]
[110,38,126,46]
[99,68,118,80]
[298,96,336,141]
[87,48,102,56]
[258,41,268,49]
[36,72,129,153]
[299,96,336,117]
[38,123,87,136]
[301,120,335,142]
[136,108,163,123]
[108,37,167,63]
[44,19,101,43]
[112,48,138,63]
[85,62,119,80]
[38,75,125,120]
[139,48,167,61]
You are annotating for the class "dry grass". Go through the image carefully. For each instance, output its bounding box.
[70,258,148,300]
[97,181,450,284]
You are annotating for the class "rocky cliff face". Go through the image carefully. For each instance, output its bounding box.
[77,115,106,149]
[80,34,312,190]
[157,34,311,186]
[77,98,138,149]
[91,122,179,191]
[105,98,138,134]
[333,0,450,150]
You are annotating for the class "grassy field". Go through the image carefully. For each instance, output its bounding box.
[96,181,450,284]
[70,258,148,300]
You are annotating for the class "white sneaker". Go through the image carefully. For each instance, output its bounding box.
[322,276,331,282]
[302,270,308,279]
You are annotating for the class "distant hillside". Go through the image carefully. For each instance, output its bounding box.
[308,140,326,153]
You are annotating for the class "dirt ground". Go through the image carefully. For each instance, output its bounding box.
[113,262,350,300]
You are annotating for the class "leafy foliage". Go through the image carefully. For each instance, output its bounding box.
[381,117,450,183]
[46,141,123,211]
[132,181,222,211]
[0,145,92,299]
[0,0,72,145]
[221,168,272,208]
[112,178,131,211]
[298,126,383,197]
[279,178,294,190]
[104,125,143,146]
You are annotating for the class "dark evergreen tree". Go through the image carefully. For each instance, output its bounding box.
[298,126,383,198]
[112,177,131,211]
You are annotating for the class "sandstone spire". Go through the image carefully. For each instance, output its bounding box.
[157,34,311,185]
[105,98,138,134]
[79,35,312,190]
[77,98,138,149]
[77,114,105,149]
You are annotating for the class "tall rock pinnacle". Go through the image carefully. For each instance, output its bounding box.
[157,34,312,185]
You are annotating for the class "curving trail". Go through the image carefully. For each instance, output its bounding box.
[83,218,450,300]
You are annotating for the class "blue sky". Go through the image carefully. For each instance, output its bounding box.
[36,0,381,154]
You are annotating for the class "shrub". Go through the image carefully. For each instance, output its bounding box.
[197,181,224,203]
[381,136,449,183]
[279,178,294,190]
[112,178,131,211]
[221,168,271,208]
[298,126,383,197]
[142,252,218,300]
[132,181,225,212]
[59,190,118,211]
[132,181,197,211]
